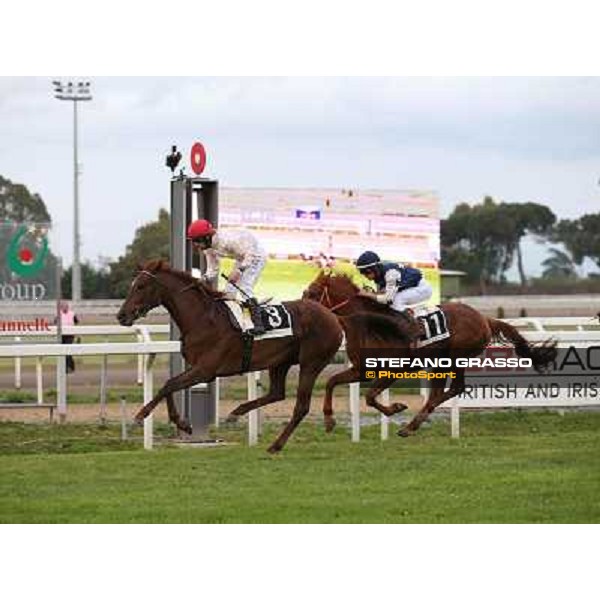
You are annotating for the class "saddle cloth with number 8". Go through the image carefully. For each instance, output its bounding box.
[223,300,294,339]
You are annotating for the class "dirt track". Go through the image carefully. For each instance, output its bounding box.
[0,362,424,425]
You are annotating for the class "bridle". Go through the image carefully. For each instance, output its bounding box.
[135,269,198,295]
[316,283,351,313]
[129,270,199,320]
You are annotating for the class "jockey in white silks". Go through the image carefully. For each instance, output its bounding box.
[186,219,267,334]
[355,250,433,342]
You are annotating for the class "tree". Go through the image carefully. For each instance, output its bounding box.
[0,175,51,223]
[109,208,170,297]
[441,197,516,293]
[554,213,600,269]
[441,197,556,292]
[0,175,61,297]
[502,202,556,286]
[541,248,577,280]
[62,260,113,299]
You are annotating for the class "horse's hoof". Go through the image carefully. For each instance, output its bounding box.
[225,414,239,424]
[267,444,282,454]
[178,421,192,435]
[324,418,337,433]
[397,427,412,438]
[133,415,144,427]
[391,402,409,415]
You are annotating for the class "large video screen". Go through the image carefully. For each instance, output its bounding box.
[219,188,440,302]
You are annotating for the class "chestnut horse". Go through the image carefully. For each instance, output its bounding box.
[117,260,343,453]
[304,272,557,437]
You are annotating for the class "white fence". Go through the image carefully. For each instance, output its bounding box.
[4,316,595,392]
[2,317,600,446]
[0,324,169,391]
[504,316,599,331]
[345,318,600,441]
[0,327,380,448]
[0,340,178,450]
[455,295,599,317]
[449,329,600,437]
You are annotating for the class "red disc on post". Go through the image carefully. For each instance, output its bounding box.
[190,142,207,175]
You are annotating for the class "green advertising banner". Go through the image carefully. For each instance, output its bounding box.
[0,222,58,302]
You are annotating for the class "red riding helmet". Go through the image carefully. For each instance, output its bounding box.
[186,219,216,239]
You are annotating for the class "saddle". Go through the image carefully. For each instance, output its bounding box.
[221,298,294,373]
[389,306,450,348]
[398,307,422,341]
[222,299,293,339]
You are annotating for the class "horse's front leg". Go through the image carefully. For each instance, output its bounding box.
[364,378,408,416]
[267,360,326,453]
[398,377,446,437]
[322,366,360,432]
[165,393,192,435]
[439,367,466,404]
[226,362,291,421]
[134,364,210,427]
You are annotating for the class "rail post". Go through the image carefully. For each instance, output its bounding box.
[143,353,156,450]
[380,388,390,440]
[247,371,259,446]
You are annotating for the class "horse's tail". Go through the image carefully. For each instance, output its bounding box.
[488,318,557,373]
[339,312,411,347]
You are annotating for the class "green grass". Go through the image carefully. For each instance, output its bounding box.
[1,410,599,523]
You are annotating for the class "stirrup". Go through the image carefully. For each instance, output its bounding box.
[245,301,266,335]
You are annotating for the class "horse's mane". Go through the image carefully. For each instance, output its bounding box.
[140,258,226,299]
[312,271,361,297]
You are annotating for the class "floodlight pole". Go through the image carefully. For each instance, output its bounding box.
[72,99,81,302]
[53,80,92,302]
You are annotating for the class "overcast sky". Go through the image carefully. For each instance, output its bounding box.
[1,76,599,277]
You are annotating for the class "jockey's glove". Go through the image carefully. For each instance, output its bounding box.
[198,273,217,283]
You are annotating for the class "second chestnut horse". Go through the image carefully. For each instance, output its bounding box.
[305,272,557,437]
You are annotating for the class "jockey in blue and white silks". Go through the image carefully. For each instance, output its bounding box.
[355,250,433,313]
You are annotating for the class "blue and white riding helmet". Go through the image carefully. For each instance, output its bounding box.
[355,251,381,271]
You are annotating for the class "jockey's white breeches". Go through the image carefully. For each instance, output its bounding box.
[390,278,433,312]
[225,254,267,299]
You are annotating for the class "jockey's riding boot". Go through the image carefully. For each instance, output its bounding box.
[244,297,266,336]
[398,309,421,348]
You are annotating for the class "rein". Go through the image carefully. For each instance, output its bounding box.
[129,270,203,321]
[138,269,254,372]
[319,284,351,313]
[137,270,199,295]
